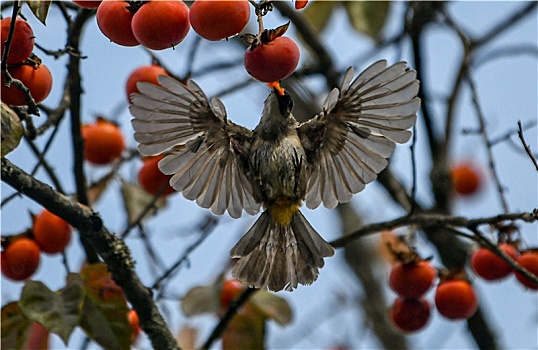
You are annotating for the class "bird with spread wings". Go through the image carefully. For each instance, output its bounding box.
[130,60,420,291]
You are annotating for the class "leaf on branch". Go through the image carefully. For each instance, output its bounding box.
[303,1,340,34]
[79,263,131,350]
[121,181,167,225]
[25,0,52,25]
[222,307,266,350]
[18,274,84,345]
[1,302,32,350]
[87,172,114,205]
[1,103,23,157]
[250,291,292,326]
[180,284,221,316]
[343,1,390,42]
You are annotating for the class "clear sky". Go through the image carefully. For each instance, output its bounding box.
[2,1,537,349]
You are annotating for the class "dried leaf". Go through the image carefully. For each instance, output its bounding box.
[1,302,32,350]
[1,103,23,157]
[261,22,290,43]
[250,291,292,326]
[80,263,131,350]
[343,1,390,41]
[87,172,114,205]
[19,274,84,345]
[121,181,167,225]
[177,325,198,350]
[180,284,220,316]
[303,1,340,34]
[25,0,52,25]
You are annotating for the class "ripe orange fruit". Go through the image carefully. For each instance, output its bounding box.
[1,238,41,281]
[1,63,53,106]
[1,17,35,64]
[220,279,245,309]
[451,162,482,196]
[73,0,102,8]
[295,0,308,10]
[131,0,190,50]
[390,297,430,332]
[138,154,175,196]
[127,309,141,342]
[244,36,300,82]
[125,65,168,102]
[82,118,125,165]
[514,251,538,290]
[470,244,519,281]
[96,0,139,47]
[189,0,250,41]
[389,260,437,298]
[434,280,478,319]
[33,209,72,254]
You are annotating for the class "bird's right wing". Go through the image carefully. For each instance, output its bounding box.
[129,77,260,218]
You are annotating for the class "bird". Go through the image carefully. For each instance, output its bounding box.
[129,60,420,292]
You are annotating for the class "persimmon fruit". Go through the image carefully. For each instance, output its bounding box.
[0,63,53,106]
[33,209,72,254]
[1,238,41,281]
[244,36,300,82]
[390,297,430,332]
[131,0,190,50]
[1,17,35,64]
[73,0,102,8]
[389,260,437,298]
[128,309,141,342]
[97,0,139,47]
[470,243,519,281]
[434,280,478,319]
[138,154,175,196]
[190,0,250,41]
[220,279,245,308]
[82,118,125,165]
[514,251,538,290]
[451,162,482,196]
[126,65,168,101]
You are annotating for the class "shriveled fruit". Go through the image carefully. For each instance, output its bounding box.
[1,238,41,281]
[389,260,437,298]
[96,0,139,47]
[434,280,478,320]
[470,244,519,281]
[82,118,125,165]
[73,0,102,8]
[1,17,35,64]
[451,162,482,196]
[131,0,190,50]
[514,251,538,290]
[33,209,72,254]
[244,36,300,82]
[128,309,141,342]
[1,64,53,106]
[390,297,430,332]
[220,279,245,309]
[126,65,168,101]
[190,0,250,41]
[138,154,175,196]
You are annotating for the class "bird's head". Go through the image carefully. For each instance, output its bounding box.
[265,82,294,118]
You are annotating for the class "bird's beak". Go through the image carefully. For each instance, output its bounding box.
[267,81,285,96]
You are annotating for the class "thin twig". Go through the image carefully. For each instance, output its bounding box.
[517,120,538,171]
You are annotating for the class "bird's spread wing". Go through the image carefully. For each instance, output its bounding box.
[130,76,260,218]
[297,60,420,209]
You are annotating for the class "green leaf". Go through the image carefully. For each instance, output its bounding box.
[1,103,23,157]
[250,291,293,326]
[303,1,340,34]
[121,181,167,225]
[18,274,84,345]
[79,263,131,350]
[1,302,32,350]
[180,284,220,316]
[343,1,390,41]
[222,308,266,350]
[25,0,52,25]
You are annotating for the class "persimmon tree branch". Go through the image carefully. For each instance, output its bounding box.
[1,157,181,350]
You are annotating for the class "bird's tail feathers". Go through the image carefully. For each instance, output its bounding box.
[230,210,334,291]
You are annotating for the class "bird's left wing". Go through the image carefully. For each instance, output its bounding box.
[130,76,260,218]
[297,60,420,209]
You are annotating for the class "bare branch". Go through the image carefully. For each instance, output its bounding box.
[517,120,538,171]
